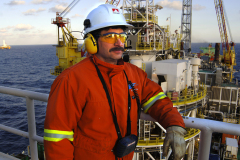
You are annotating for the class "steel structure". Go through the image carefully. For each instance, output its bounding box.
[180,0,192,56]
[51,0,84,76]
[121,0,182,58]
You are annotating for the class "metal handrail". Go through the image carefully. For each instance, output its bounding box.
[0,86,48,160]
[1,86,240,160]
[141,113,240,160]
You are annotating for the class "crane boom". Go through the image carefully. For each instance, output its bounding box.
[214,0,236,82]
[59,0,80,17]
[214,0,229,54]
[214,0,236,67]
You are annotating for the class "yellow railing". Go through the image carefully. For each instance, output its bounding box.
[124,13,158,24]
[136,42,163,50]
[135,41,181,51]
[184,128,201,140]
[135,32,182,51]
[170,83,207,106]
[223,118,240,124]
[137,128,200,146]
[137,137,164,146]
[142,63,146,71]
[50,66,64,76]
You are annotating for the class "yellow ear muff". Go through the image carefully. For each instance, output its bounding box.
[84,33,98,54]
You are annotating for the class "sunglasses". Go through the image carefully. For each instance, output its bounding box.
[98,32,127,44]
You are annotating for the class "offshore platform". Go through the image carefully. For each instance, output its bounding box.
[0,0,239,160]
[49,0,239,159]
[0,40,11,49]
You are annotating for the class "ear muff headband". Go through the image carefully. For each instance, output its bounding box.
[85,33,98,54]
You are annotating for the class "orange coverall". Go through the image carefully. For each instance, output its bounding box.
[44,55,185,160]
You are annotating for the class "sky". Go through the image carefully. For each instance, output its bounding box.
[0,0,239,45]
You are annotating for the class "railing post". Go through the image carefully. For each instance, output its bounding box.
[198,127,212,160]
[26,97,38,160]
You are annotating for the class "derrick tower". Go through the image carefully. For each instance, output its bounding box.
[180,0,192,56]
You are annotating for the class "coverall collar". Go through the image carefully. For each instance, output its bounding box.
[92,55,125,75]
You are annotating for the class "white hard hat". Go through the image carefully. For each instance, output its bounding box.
[84,4,133,34]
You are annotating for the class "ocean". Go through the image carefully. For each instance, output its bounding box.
[0,43,240,155]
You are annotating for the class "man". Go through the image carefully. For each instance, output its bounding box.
[44,4,186,160]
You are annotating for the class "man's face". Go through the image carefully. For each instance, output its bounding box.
[96,28,125,65]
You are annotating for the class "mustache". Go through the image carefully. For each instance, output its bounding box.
[109,47,124,52]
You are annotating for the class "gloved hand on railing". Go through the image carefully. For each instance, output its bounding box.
[163,126,187,160]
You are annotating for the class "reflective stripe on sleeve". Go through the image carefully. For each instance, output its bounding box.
[142,92,167,113]
[44,129,74,142]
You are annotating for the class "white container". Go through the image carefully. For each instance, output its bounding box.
[130,59,142,68]
[152,59,192,92]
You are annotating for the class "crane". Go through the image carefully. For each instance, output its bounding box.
[214,0,236,81]
[51,0,85,76]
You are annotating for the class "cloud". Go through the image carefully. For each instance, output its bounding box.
[0,33,13,36]
[22,8,46,15]
[0,29,7,32]
[0,26,15,32]
[14,24,34,31]
[7,26,15,29]
[33,29,44,33]
[156,0,182,10]
[49,3,68,13]
[0,27,15,37]
[31,0,53,4]
[71,14,84,18]
[18,32,55,38]
[193,4,206,11]
[5,0,25,5]
[0,25,33,32]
